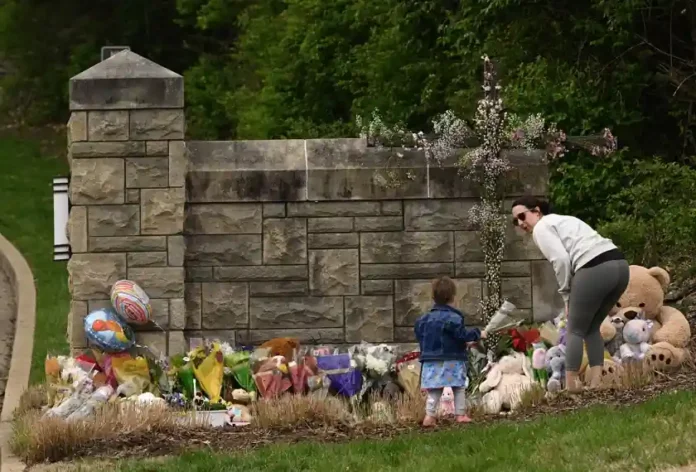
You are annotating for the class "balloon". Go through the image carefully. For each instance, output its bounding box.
[84,308,135,353]
[110,280,152,325]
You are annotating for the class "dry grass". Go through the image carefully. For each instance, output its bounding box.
[11,403,205,465]
[15,383,49,418]
[251,393,353,429]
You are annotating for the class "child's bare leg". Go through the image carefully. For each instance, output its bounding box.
[453,387,471,423]
[424,388,443,426]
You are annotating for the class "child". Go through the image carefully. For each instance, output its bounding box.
[414,276,487,427]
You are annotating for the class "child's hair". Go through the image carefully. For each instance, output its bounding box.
[432,276,457,305]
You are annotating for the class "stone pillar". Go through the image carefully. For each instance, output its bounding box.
[66,51,186,356]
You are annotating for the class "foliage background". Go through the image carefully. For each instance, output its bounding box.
[1,0,695,279]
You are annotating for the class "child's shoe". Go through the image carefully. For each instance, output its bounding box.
[455,415,472,424]
[422,415,437,427]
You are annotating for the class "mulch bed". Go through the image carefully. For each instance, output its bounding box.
[70,368,696,463]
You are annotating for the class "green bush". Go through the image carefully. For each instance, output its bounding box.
[552,154,696,279]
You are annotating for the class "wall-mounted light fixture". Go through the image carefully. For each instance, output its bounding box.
[53,176,70,262]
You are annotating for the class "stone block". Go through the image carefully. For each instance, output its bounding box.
[504,225,544,260]
[305,140,427,200]
[395,327,417,343]
[454,232,483,262]
[250,297,343,328]
[532,261,565,322]
[125,158,169,188]
[455,261,532,278]
[361,280,394,295]
[361,263,454,280]
[188,140,306,170]
[125,189,140,203]
[88,111,128,141]
[309,249,359,295]
[168,331,187,355]
[169,140,187,187]
[404,200,476,231]
[381,201,402,215]
[249,281,309,296]
[263,218,307,264]
[69,51,184,110]
[186,267,213,282]
[127,252,168,268]
[395,279,482,326]
[187,170,306,202]
[127,267,185,298]
[68,253,127,300]
[345,296,394,343]
[68,112,87,143]
[129,109,185,140]
[88,205,139,236]
[137,332,167,357]
[185,235,262,266]
[67,206,88,253]
[241,329,345,345]
[287,202,381,217]
[214,265,307,281]
[68,301,89,348]
[141,188,185,235]
[201,283,248,329]
[185,203,262,235]
[70,158,124,204]
[307,233,358,249]
[184,283,202,329]
[70,141,145,158]
[90,236,167,252]
[168,236,185,266]
[147,141,169,156]
[428,165,477,199]
[354,216,403,232]
[263,203,285,218]
[484,277,532,309]
[307,217,354,233]
[360,232,453,263]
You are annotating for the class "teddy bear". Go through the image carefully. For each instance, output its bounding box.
[619,319,651,362]
[545,345,566,393]
[600,265,690,367]
[645,342,688,371]
[478,352,535,414]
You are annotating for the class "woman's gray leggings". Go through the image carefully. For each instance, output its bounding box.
[566,259,630,371]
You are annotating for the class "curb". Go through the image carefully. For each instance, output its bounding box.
[0,232,37,472]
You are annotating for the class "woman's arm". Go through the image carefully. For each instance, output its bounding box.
[533,222,572,304]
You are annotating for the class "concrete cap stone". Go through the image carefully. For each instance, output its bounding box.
[69,50,183,110]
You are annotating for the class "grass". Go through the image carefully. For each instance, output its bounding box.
[0,127,70,383]
[24,390,696,472]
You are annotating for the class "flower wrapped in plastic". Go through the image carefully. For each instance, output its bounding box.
[349,342,397,399]
[395,352,421,399]
[315,353,362,398]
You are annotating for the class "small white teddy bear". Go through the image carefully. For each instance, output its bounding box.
[619,319,651,362]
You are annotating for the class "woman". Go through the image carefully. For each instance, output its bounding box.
[510,196,629,391]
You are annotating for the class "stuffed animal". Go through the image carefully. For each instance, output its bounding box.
[600,266,690,368]
[619,319,651,362]
[605,316,625,358]
[583,358,624,389]
[645,342,688,371]
[478,352,535,414]
[545,345,566,393]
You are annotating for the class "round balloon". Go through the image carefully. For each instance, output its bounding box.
[110,280,152,325]
[84,308,136,352]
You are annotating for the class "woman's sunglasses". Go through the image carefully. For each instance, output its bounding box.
[512,210,532,226]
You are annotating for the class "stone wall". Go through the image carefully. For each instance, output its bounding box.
[65,51,563,355]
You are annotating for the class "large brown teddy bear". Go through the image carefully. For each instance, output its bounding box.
[600,265,691,368]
